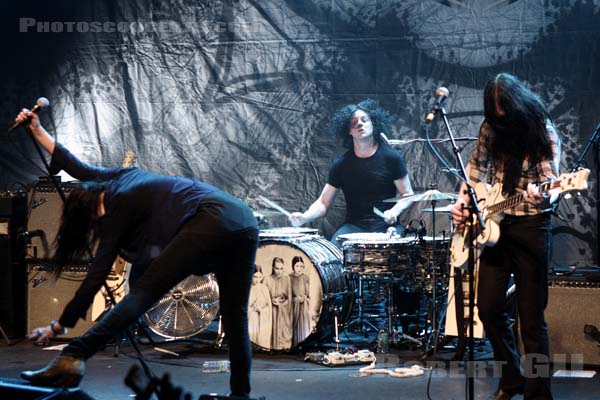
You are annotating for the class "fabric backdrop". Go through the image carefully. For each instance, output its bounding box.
[1,0,599,267]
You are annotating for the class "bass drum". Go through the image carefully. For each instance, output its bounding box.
[249,235,353,351]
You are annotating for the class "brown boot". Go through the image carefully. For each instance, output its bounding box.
[21,355,85,387]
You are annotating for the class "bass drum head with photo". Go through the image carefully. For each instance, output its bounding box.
[249,236,350,351]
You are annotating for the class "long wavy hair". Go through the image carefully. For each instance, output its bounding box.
[483,73,553,194]
[52,182,106,274]
[328,98,395,149]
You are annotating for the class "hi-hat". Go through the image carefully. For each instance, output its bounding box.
[421,204,454,214]
[383,189,457,203]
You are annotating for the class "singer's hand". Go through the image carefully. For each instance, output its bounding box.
[15,108,40,130]
[27,324,56,346]
[289,212,306,227]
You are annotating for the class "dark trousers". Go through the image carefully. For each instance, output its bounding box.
[62,192,259,397]
[477,213,552,400]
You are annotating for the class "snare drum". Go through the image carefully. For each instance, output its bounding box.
[250,235,352,351]
[338,232,417,276]
[259,227,319,239]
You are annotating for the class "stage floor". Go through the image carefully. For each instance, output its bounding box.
[1,332,599,400]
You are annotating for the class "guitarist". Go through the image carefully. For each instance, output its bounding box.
[450,73,561,400]
[15,109,259,398]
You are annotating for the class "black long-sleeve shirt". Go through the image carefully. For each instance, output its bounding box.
[50,143,219,327]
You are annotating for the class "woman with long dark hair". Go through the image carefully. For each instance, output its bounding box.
[289,98,413,244]
[451,73,561,400]
[15,108,259,397]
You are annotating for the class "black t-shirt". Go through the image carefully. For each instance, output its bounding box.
[327,143,408,223]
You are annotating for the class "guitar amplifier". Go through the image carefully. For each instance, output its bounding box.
[27,262,96,338]
[547,275,600,366]
[26,181,90,261]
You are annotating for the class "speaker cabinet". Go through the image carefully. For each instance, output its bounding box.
[27,263,95,338]
[0,192,27,338]
[547,281,600,366]
[26,182,83,260]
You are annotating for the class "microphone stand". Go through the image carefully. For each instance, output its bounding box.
[571,121,600,265]
[434,105,485,400]
[23,126,157,383]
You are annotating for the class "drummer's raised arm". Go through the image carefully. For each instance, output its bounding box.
[394,174,414,198]
[289,184,338,227]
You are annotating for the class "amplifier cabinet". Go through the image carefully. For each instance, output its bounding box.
[547,280,600,366]
[27,263,95,338]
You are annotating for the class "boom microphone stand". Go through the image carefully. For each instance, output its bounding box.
[571,121,600,265]
[23,125,157,383]
[430,103,485,400]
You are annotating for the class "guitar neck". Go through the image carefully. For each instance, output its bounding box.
[486,181,553,216]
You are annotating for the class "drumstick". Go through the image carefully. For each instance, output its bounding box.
[373,207,385,219]
[373,196,415,219]
[258,195,291,217]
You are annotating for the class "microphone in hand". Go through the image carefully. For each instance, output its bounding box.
[8,97,50,132]
[425,87,449,124]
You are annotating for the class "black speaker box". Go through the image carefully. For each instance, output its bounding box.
[547,279,600,366]
[0,378,95,399]
[27,262,95,338]
[26,182,84,260]
[0,192,28,338]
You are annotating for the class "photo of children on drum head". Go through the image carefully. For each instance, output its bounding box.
[290,256,311,346]
[250,242,324,351]
[248,265,272,349]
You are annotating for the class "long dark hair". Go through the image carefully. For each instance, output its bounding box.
[483,73,553,194]
[328,98,394,149]
[53,182,106,274]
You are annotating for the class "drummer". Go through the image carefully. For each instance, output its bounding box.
[289,99,413,245]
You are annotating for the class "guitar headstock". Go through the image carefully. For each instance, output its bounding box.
[555,168,590,193]
[121,151,136,168]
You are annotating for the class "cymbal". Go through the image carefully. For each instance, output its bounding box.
[421,204,454,214]
[416,189,457,202]
[383,190,457,203]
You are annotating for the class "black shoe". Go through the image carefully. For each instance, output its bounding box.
[487,388,523,400]
[21,355,85,388]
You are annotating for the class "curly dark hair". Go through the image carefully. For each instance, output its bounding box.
[327,98,395,149]
[483,73,554,194]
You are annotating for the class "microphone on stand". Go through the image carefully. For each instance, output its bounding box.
[8,97,50,132]
[425,87,449,124]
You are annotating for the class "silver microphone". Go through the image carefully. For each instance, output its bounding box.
[425,87,449,123]
[8,97,50,132]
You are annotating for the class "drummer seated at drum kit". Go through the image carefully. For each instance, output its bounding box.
[288,99,414,244]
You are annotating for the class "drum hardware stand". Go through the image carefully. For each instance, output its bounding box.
[334,307,341,351]
[344,275,379,336]
[384,279,422,347]
[431,102,485,400]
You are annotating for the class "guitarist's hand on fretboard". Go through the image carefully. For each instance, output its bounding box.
[517,182,556,208]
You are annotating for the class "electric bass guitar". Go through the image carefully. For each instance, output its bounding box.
[450,168,590,268]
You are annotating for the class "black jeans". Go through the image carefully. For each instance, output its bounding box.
[62,191,259,397]
[477,213,552,400]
